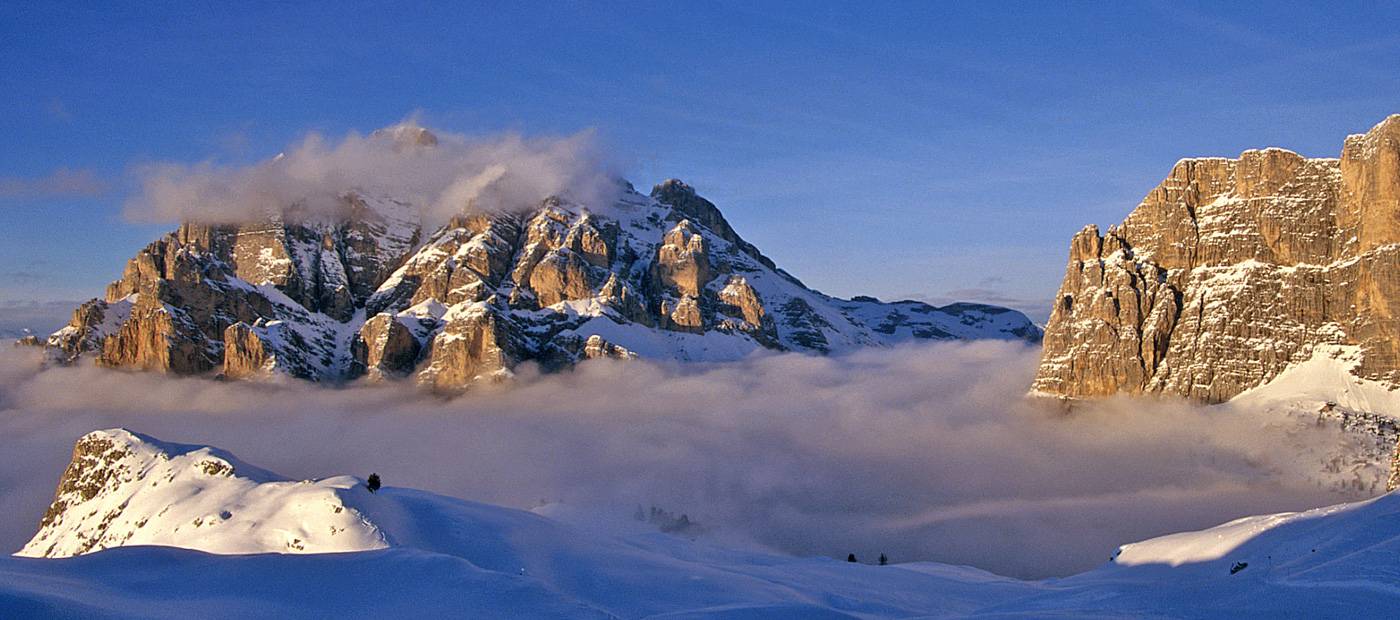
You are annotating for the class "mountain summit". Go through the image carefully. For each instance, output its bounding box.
[44,145,1039,390]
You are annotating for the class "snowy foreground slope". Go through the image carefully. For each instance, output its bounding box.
[5,430,1400,618]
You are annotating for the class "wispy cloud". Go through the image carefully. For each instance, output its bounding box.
[0,168,109,199]
[44,98,73,123]
[2,271,46,283]
[126,119,621,227]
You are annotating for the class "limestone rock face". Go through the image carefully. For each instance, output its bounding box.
[45,126,1041,392]
[1035,114,1400,402]
[716,275,778,344]
[1389,443,1400,492]
[661,295,705,333]
[46,299,132,365]
[52,192,417,383]
[222,322,273,379]
[353,314,422,380]
[654,220,712,298]
[99,296,218,374]
[416,304,521,391]
[582,335,636,361]
[513,206,613,309]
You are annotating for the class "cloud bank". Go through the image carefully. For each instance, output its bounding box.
[0,342,1376,578]
[126,122,621,226]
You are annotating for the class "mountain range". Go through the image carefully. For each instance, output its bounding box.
[36,126,1039,391]
[13,115,1400,617]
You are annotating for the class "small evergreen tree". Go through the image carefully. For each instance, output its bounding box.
[847,553,858,563]
[879,553,888,566]
[367,473,381,493]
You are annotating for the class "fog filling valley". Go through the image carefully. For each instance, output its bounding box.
[0,342,1375,578]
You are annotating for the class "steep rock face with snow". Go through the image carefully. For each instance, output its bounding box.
[45,129,1040,391]
[1035,114,1400,402]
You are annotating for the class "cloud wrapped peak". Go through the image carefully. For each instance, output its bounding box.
[370,123,440,149]
[127,121,621,226]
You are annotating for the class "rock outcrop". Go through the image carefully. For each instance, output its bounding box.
[1034,114,1400,402]
[46,125,1041,392]
[1389,445,1400,492]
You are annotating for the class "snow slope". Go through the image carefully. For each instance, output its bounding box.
[18,430,387,558]
[991,492,1400,618]
[1231,344,1400,417]
[1227,345,1399,495]
[6,429,1400,618]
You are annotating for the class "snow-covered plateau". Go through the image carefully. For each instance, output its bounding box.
[5,428,1399,619]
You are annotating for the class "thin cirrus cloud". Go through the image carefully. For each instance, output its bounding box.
[44,98,74,123]
[0,341,1374,579]
[0,168,109,200]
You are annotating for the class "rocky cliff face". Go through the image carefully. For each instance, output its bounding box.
[1034,114,1400,402]
[46,127,1040,392]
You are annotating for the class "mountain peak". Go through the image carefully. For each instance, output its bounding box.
[651,178,695,198]
[1343,113,1400,160]
[370,123,439,149]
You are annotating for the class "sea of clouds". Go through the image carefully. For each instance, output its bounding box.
[0,342,1373,578]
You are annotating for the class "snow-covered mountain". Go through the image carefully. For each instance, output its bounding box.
[8,429,1400,618]
[43,127,1039,391]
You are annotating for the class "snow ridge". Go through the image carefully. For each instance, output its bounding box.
[19,429,386,558]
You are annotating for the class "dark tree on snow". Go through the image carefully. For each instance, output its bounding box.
[847,553,858,563]
[879,553,888,566]
[367,473,381,493]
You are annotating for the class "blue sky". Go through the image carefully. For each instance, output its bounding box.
[3,2,1399,322]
